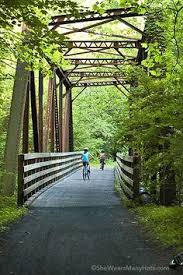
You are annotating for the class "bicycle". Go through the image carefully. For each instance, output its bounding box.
[83,163,90,180]
[169,252,183,269]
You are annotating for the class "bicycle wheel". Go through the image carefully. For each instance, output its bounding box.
[101,160,104,170]
[87,170,90,180]
[83,166,87,180]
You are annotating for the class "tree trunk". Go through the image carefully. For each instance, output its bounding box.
[160,166,176,205]
[2,60,28,196]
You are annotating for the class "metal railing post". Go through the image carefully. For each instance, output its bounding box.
[17,154,24,206]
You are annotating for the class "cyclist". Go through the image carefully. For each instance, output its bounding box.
[99,150,106,169]
[82,148,90,173]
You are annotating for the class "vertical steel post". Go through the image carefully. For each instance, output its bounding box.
[59,79,63,151]
[39,71,43,152]
[63,87,71,152]
[17,154,24,206]
[50,80,55,152]
[69,89,74,151]
[22,79,29,153]
[53,71,60,152]
[30,71,39,152]
[43,78,53,152]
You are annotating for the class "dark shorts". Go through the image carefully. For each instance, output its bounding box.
[82,161,89,167]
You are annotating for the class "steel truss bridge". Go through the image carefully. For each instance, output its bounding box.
[4,7,147,190]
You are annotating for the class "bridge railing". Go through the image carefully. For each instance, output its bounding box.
[18,152,82,205]
[115,153,141,200]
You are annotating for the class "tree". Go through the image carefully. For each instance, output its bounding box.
[0,0,86,195]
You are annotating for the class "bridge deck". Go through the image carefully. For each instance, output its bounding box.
[0,168,176,275]
[31,168,120,207]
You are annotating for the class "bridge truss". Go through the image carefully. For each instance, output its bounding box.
[4,7,147,188]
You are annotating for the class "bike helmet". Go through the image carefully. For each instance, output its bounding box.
[84,147,88,152]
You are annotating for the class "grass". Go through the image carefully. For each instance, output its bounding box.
[133,205,183,252]
[115,178,183,252]
[0,195,27,231]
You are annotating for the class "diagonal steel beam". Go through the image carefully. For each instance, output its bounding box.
[114,77,131,93]
[72,87,87,102]
[71,76,83,87]
[114,84,129,97]
[117,17,144,35]
[62,18,115,35]
[60,25,139,40]
[55,68,71,88]
[115,48,125,58]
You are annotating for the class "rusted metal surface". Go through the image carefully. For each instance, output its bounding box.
[22,80,29,153]
[50,83,55,152]
[53,71,60,152]
[43,78,53,152]
[55,68,71,88]
[38,72,43,152]
[59,79,63,151]
[63,87,72,152]
[30,71,39,152]
[69,90,73,151]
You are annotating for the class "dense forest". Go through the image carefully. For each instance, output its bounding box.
[0,0,183,206]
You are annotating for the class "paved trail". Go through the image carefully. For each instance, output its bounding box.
[0,168,178,275]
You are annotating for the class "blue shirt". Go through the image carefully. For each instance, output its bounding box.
[82,152,89,162]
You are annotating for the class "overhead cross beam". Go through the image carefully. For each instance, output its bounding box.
[50,8,141,28]
[71,80,130,87]
[66,58,136,66]
[67,71,126,78]
[61,40,142,49]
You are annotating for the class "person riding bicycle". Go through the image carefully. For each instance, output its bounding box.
[82,148,90,173]
[99,150,106,169]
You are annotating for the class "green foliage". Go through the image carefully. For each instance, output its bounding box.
[0,0,86,74]
[134,206,183,251]
[0,195,27,231]
[106,0,183,203]
[0,64,14,169]
[0,0,183,204]
[73,85,127,157]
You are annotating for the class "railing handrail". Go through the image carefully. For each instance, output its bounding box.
[18,151,82,206]
[22,151,82,160]
[115,153,141,200]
